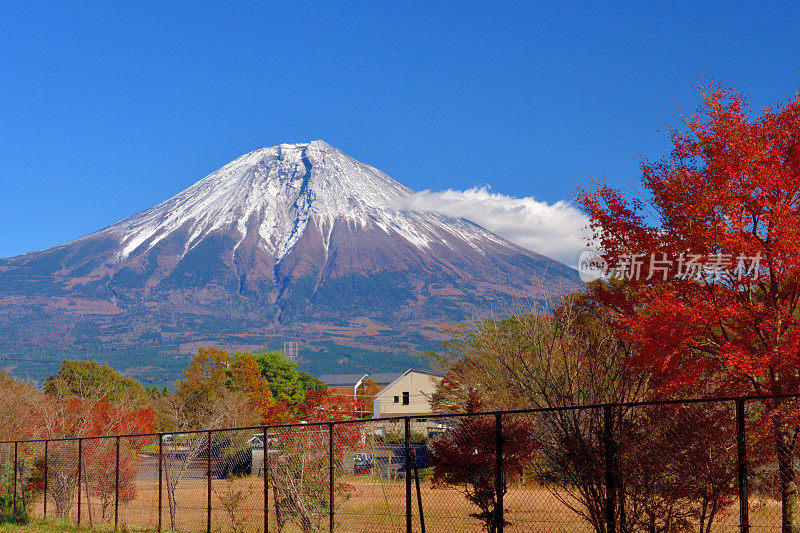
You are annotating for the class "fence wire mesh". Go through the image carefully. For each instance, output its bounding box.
[746,396,800,531]
[506,409,594,532]
[46,439,79,523]
[164,430,208,532]
[621,402,740,531]
[119,434,159,530]
[271,422,336,532]
[211,428,266,533]
[5,397,800,531]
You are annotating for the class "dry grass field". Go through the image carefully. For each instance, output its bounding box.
[9,475,782,532]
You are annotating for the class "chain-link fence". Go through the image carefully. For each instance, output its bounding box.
[3,395,800,531]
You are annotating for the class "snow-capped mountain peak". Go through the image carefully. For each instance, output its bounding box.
[99,140,500,261]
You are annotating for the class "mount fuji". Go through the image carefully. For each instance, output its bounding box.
[0,141,581,383]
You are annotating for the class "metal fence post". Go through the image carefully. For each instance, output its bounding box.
[207,429,212,533]
[736,399,750,532]
[268,426,269,533]
[405,417,412,533]
[158,434,163,533]
[603,405,618,533]
[495,412,504,533]
[12,441,18,515]
[329,422,335,532]
[115,435,120,531]
[77,438,82,526]
[43,440,48,518]
[412,449,426,533]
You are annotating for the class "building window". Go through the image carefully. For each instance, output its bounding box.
[402,392,409,405]
[394,396,399,403]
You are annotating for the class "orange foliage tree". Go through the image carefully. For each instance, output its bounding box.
[580,86,800,531]
[33,397,153,522]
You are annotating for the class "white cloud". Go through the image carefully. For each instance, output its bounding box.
[395,186,590,267]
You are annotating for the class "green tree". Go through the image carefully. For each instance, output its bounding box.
[255,351,306,404]
[44,360,147,404]
[298,370,326,393]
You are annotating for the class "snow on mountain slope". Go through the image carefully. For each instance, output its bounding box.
[96,140,504,263]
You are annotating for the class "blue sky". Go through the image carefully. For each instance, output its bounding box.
[2,2,800,259]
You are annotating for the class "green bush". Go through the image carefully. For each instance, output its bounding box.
[0,453,40,526]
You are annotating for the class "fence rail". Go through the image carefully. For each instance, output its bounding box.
[2,395,799,532]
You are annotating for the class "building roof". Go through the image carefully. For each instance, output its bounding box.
[374,369,444,398]
[319,374,368,387]
[367,372,406,386]
[319,372,403,388]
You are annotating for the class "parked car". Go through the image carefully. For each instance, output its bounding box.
[354,452,372,474]
[247,432,278,448]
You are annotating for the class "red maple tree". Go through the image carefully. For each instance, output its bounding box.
[299,389,359,422]
[580,86,800,531]
[429,392,535,532]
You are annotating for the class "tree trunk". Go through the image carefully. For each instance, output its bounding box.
[52,475,72,519]
[82,461,93,527]
[167,481,177,530]
[774,418,800,533]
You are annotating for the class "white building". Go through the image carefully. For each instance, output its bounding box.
[372,369,442,418]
